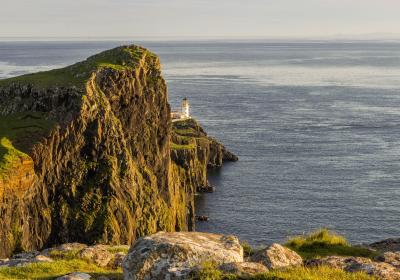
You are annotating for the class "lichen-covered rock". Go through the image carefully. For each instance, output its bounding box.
[123,231,243,280]
[376,252,400,269]
[0,253,53,267]
[251,243,303,269]
[306,256,400,280]
[113,252,127,269]
[0,243,127,269]
[219,262,268,277]
[0,45,237,258]
[41,243,88,256]
[56,272,91,280]
[78,245,114,267]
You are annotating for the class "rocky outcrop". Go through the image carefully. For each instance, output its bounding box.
[0,45,237,258]
[56,273,92,280]
[170,118,238,194]
[0,242,128,268]
[376,252,400,269]
[251,243,303,269]
[123,231,243,280]
[370,239,400,253]
[306,256,400,280]
[219,262,268,277]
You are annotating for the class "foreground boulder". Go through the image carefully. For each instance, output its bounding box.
[56,272,91,280]
[306,256,400,280]
[376,252,400,269]
[123,232,243,280]
[251,243,303,269]
[219,262,268,277]
[0,243,127,268]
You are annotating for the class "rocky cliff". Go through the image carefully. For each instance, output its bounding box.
[0,45,237,258]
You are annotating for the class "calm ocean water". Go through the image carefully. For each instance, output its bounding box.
[1,40,400,245]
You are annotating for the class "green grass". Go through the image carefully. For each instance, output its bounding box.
[171,118,205,150]
[0,259,123,280]
[193,262,375,280]
[0,45,148,88]
[106,246,130,254]
[47,249,81,261]
[285,229,378,260]
[170,142,197,150]
[0,112,54,179]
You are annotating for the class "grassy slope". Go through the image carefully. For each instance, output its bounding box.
[0,260,122,280]
[0,45,148,88]
[0,247,128,280]
[0,112,54,178]
[285,229,378,260]
[171,119,202,150]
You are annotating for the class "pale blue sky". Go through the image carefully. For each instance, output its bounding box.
[1,0,400,38]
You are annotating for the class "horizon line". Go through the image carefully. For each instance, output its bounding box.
[1,33,400,42]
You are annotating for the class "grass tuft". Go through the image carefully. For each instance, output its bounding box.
[0,112,54,180]
[285,229,378,260]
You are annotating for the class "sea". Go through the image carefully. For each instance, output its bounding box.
[1,39,400,246]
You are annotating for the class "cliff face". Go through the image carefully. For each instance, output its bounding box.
[0,45,237,258]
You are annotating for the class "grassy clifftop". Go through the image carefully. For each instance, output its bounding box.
[0,112,54,179]
[0,45,154,178]
[0,45,153,88]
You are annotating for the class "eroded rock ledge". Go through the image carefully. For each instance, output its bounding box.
[0,45,237,258]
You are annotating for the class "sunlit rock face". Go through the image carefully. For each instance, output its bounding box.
[0,45,237,258]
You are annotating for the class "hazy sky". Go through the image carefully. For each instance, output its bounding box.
[1,0,400,38]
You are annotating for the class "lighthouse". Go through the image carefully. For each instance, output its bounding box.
[181,97,190,118]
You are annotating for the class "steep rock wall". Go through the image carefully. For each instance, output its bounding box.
[0,45,237,258]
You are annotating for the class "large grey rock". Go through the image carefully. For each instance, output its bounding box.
[376,252,400,269]
[79,245,113,267]
[0,254,53,267]
[113,252,127,268]
[56,272,91,280]
[219,262,268,277]
[123,231,243,280]
[251,243,302,269]
[41,243,88,256]
[306,256,400,280]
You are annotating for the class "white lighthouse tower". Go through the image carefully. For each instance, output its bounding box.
[181,97,190,118]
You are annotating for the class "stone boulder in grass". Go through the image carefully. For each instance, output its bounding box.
[306,256,400,280]
[123,231,243,280]
[250,243,303,269]
[219,262,268,277]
